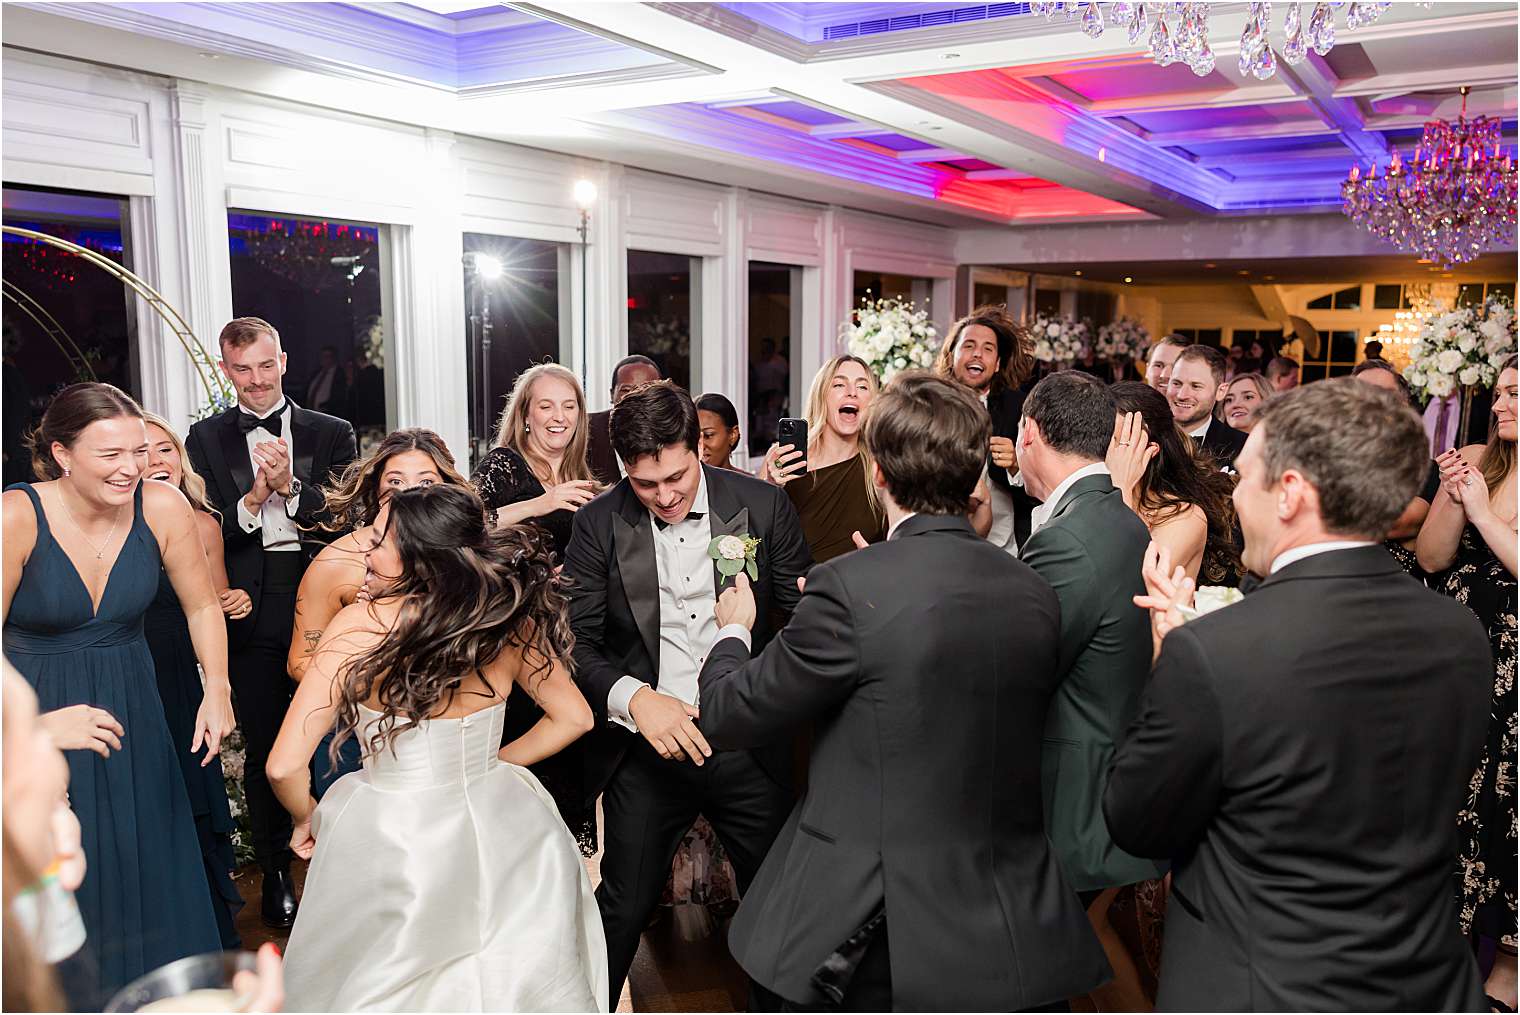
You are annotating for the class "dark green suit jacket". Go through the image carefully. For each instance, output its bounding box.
[1021,471,1165,891]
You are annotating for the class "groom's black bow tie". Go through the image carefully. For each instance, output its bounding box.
[654,511,704,531]
[238,403,287,437]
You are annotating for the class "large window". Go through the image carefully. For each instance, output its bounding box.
[628,250,698,391]
[1306,285,1363,310]
[463,234,567,466]
[1170,328,1223,346]
[1302,329,1359,382]
[228,212,392,448]
[3,185,135,484]
[747,262,801,459]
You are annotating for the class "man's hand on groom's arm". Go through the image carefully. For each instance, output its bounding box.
[716,572,758,631]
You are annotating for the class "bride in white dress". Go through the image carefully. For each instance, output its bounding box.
[266,483,608,1012]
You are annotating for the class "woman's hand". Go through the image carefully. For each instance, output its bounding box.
[1437,449,1493,522]
[233,942,285,1013]
[40,704,124,757]
[762,443,806,486]
[1106,412,1158,508]
[219,587,253,620]
[192,683,235,764]
[290,813,316,860]
[537,480,598,515]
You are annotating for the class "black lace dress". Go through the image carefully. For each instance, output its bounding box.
[1440,524,1518,947]
[471,446,596,854]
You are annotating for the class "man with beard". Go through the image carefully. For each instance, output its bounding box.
[1167,344,1246,470]
[934,304,1038,551]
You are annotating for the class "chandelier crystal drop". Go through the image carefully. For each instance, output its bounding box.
[1053,0,1388,78]
[1341,89,1519,268]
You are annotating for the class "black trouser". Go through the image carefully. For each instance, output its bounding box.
[227,552,301,872]
[597,739,792,1009]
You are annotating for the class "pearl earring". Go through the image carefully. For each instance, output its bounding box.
[63,467,70,478]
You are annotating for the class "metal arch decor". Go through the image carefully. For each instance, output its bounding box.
[2,225,234,415]
[1,277,97,382]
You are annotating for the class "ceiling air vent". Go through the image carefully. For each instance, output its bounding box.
[822,3,1031,40]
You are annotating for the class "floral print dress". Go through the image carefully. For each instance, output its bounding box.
[1441,524,1518,946]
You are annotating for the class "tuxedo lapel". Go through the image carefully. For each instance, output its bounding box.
[216,411,255,501]
[705,467,750,591]
[613,495,661,672]
[288,404,319,485]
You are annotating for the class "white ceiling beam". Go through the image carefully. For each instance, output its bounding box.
[707,94,795,108]
[965,168,1039,181]
[1335,63,1520,100]
[807,121,898,139]
[895,147,971,163]
[1081,83,1301,116]
[1275,50,1389,165]
[1146,120,1341,146]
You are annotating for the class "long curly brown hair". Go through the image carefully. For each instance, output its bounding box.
[320,428,468,533]
[327,483,573,764]
[1112,381,1243,582]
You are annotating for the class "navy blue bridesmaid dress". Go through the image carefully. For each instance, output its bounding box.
[4,483,221,997]
[144,561,244,947]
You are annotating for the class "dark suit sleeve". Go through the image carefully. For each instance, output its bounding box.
[699,563,858,750]
[765,484,812,621]
[1103,625,1224,859]
[186,421,260,550]
[1020,526,1097,676]
[563,504,622,722]
[290,420,356,527]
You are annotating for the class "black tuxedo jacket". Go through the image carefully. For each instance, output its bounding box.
[985,383,1039,545]
[185,402,357,641]
[1196,417,1247,470]
[698,514,1110,1010]
[1104,546,1489,1011]
[586,409,620,487]
[563,464,811,800]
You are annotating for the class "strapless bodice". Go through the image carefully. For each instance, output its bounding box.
[355,701,507,792]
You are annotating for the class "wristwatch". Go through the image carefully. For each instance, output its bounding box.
[281,477,303,501]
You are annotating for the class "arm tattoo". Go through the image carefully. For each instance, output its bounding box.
[303,629,323,655]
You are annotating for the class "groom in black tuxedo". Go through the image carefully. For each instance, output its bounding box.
[697,373,1110,1011]
[186,317,355,927]
[562,381,811,1006]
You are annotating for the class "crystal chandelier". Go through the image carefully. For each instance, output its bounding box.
[1029,2,1393,79]
[1341,88,1518,268]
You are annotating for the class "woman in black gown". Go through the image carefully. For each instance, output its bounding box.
[1418,356,1518,1011]
[2,384,234,998]
[472,363,600,852]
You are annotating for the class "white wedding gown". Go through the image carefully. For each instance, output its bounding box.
[283,702,608,1012]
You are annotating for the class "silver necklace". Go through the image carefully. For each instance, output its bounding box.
[58,483,124,560]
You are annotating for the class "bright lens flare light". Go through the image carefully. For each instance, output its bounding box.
[573,179,598,209]
[472,253,503,281]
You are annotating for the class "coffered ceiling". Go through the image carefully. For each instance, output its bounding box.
[8,1,1517,232]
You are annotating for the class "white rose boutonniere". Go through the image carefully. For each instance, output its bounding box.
[709,533,761,586]
[1176,585,1243,622]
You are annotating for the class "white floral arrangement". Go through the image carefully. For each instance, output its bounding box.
[843,295,939,384]
[1095,316,1149,363]
[1177,585,1244,622]
[1403,297,1516,404]
[1031,313,1091,365]
[629,314,687,357]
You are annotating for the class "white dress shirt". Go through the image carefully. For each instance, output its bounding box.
[607,473,718,731]
[1269,540,1376,575]
[1187,417,1213,441]
[980,392,1019,554]
[1029,462,1110,536]
[234,400,301,552]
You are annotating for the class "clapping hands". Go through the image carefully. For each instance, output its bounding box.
[1436,449,1494,523]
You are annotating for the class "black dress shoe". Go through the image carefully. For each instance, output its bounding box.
[260,866,299,929]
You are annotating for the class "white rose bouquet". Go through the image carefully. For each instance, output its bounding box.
[1031,313,1090,365]
[843,296,939,385]
[1095,316,1150,364]
[1404,297,1515,404]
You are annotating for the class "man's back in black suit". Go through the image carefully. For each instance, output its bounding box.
[1106,380,1489,1012]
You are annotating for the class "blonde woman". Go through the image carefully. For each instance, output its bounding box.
[142,412,249,946]
[761,355,888,562]
[470,363,599,854]
[473,363,598,561]
[1221,372,1272,434]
